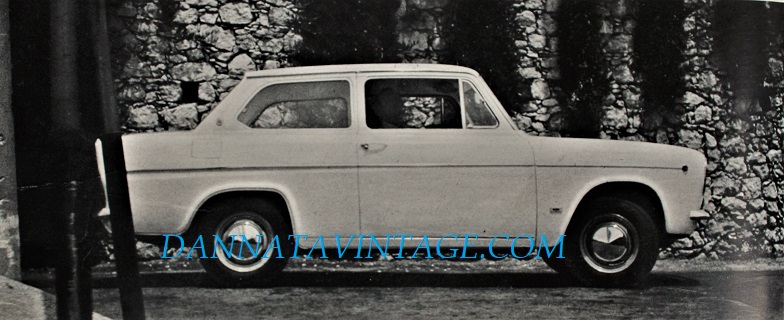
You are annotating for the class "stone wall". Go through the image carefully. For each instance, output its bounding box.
[596,0,642,140]
[111,0,301,132]
[396,0,561,135]
[111,0,784,258]
[396,0,447,63]
[661,0,784,258]
[509,0,560,135]
[761,30,784,259]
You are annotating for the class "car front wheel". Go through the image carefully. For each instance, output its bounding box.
[563,197,659,288]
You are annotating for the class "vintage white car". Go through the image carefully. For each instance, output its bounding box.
[109,64,708,287]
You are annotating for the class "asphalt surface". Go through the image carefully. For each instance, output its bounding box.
[24,259,784,319]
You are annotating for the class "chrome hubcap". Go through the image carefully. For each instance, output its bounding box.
[589,223,630,263]
[580,215,638,273]
[216,217,271,272]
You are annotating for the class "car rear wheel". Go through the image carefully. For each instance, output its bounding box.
[197,198,291,287]
[563,197,658,288]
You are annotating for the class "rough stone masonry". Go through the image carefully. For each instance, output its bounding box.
[110,0,783,259]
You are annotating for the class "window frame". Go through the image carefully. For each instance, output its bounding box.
[461,80,500,129]
[361,76,468,130]
[233,78,355,131]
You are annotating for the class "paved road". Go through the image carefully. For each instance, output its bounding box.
[83,265,783,319]
[25,259,784,319]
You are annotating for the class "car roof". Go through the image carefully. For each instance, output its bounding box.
[244,63,481,78]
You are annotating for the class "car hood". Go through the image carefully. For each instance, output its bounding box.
[527,136,707,170]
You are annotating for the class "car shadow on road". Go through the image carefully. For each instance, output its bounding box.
[89,271,701,289]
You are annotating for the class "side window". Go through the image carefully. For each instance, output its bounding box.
[365,79,462,129]
[462,81,498,128]
[237,81,350,128]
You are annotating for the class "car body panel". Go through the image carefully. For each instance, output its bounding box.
[353,72,537,238]
[114,64,707,249]
[527,136,707,239]
[123,129,361,237]
[355,125,537,238]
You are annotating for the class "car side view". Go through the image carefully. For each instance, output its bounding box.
[98,64,709,288]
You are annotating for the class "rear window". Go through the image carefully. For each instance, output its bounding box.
[237,81,350,128]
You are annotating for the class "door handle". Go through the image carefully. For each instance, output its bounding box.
[360,143,386,152]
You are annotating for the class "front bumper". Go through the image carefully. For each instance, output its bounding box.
[689,209,711,220]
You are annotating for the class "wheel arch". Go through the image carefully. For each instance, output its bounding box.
[568,182,666,241]
[182,189,294,242]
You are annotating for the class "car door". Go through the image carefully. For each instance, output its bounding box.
[357,75,537,240]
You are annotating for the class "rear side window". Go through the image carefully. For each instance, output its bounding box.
[237,81,350,128]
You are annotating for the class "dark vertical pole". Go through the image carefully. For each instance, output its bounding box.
[101,133,146,320]
[54,181,93,320]
[90,0,146,317]
[50,0,80,130]
[89,0,120,133]
[50,0,94,318]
